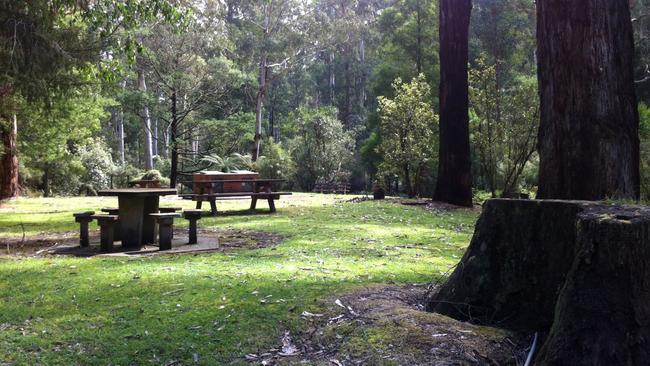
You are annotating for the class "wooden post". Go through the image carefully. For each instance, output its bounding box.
[209,199,217,216]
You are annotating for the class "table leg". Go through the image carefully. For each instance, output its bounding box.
[118,196,145,249]
[210,199,218,216]
[142,196,160,245]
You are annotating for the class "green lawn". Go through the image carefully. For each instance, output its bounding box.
[0,193,477,365]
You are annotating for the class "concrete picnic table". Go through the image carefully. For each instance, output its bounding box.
[98,188,177,249]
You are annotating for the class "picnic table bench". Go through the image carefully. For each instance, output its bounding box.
[180,178,291,215]
[313,182,351,194]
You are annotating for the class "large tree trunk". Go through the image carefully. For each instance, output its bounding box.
[137,69,154,171]
[426,199,650,365]
[0,114,19,199]
[536,0,640,200]
[433,0,473,207]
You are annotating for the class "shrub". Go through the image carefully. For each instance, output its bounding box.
[256,139,295,188]
[287,107,355,191]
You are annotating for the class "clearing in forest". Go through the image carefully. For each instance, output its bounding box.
[0,194,524,365]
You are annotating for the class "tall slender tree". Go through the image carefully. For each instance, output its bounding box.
[137,66,154,171]
[433,0,473,206]
[536,0,640,200]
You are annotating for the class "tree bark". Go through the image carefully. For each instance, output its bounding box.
[253,54,268,161]
[427,199,650,365]
[117,108,125,165]
[0,114,19,199]
[137,68,154,171]
[433,0,473,207]
[403,165,414,198]
[329,52,336,106]
[535,208,650,365]
[536,0,640,200]
[153,119,159,157]
[169,90,179,188]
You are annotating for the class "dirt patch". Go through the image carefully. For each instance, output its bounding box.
[345,196,482,213]
[0,229,283,257]
[248,285,531,365]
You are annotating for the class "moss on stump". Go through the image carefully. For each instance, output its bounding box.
[426,199,650,365]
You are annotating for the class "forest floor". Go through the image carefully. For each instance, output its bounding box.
[0,193,528,365]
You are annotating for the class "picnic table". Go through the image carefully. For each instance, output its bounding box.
[98,188,177,248]
[180,178,291,215]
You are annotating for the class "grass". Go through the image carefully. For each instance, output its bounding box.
[0,193,478,365]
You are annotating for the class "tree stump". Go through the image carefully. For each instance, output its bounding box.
[426,199,650,365]
[426,199,593,331]
[535,208,650,365]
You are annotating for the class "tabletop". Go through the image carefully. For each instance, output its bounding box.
[98,188,178,196]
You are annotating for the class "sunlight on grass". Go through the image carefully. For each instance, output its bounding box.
[0,194,478,365]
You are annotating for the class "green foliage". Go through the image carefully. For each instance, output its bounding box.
[153,156,172,177]
[640,103,650,201]
[377,74,437,197]
[140,169,164,181]
[469,55,539,197]
[201,153,254,173]
[78,138,117,191]
[198,113,256,157]
[288,107,355,190]
[110,164,143,188]
[256,139,295,186]
[18,91,113,196]
[372,0,439,96]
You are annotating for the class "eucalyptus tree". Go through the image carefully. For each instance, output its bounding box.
[225,0,334,161]
[0,0,183,198]
[468,0,537,196]
[140,5,240,186]
[433,0,473,207]
[361,0,438,182]
[536,0,640,200]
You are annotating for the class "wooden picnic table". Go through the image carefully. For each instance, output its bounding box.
[98,188,177,249]
[180,178,290,215]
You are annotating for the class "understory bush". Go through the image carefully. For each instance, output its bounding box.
[256,139,295,189]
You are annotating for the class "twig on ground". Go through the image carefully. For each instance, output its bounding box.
[524,332,538,366]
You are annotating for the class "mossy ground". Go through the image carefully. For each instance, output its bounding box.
[0,193,479,365]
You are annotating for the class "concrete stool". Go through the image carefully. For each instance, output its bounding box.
[159,207,182,239]
[150,213,181,250]
[100,208,122,241]
[183,209,203,244]
[73,211,95,247]
[91,215,118,252]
